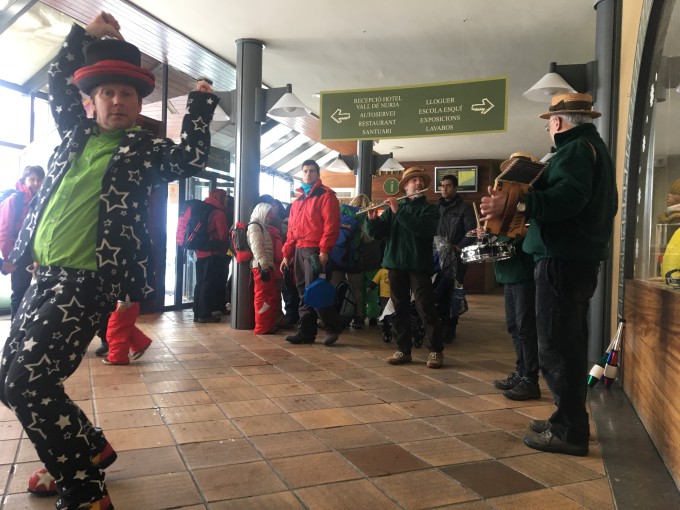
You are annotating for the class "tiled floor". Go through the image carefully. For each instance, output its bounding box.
[0,294,617,509]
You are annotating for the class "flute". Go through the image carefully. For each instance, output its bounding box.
[356,189,429,214]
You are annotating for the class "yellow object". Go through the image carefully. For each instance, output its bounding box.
[661,228,680,278]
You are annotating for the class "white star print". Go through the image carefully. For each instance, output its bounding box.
[57,296,85,323]
[22,337,38,352]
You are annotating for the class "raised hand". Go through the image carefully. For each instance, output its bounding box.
[85,12,124,40]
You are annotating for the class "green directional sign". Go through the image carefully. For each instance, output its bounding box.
[320,78,507,141]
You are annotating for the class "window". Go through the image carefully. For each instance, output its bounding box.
[634,4,680,289]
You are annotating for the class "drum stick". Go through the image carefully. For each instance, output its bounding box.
[473,202,481,230]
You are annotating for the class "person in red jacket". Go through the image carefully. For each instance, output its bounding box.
[181,188,230,323]
[0,165,44,318]
[281,160,343,346]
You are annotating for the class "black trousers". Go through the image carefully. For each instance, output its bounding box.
[504,281,539,382]
[194,254,228,318]
[10,250,33,319]
[294,247,341,338]
[388,269,443,354]
[535,258,599,444]
[0,266,117,508]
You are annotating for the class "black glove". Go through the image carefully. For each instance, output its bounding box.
[260,268,271,282]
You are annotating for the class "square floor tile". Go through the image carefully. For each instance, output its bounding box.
[458,431,536,459]
[502,453,603,486]
[250,430,330,459]
[296,479,401,509]
[340,443,430,476]
[553,478,615,510]
[105,425,175,451]
[271,451,362,488]
[392,399,460,418]
[272,394,336,412]
[424,414,497,436]
[487,487,586,509]
[210,492,305,509]
[370,419,447,443]
[344,403,411,423]
[314,424,390,450]
[320,391,382,407]
[290,408,360,429]
[401,437,491,466]
[169,420,241,444]
[161,403,226,424]
[442,460,544,498]
[218,398,282,418]
[180,438,262,469]
[152,390,212,408]
[108,471,202,509]
[233,413,304,436]
[96,408,164,430]
[106,446,186,481]
[193,461,287,501]
[375,468,479,508]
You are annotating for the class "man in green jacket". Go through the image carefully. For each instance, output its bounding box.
[367,167,444,368]
[481,93,618,456]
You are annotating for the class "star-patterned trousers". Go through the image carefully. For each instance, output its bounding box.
[0,266,117,508]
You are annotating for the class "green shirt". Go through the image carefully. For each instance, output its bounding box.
[34,127,135,269]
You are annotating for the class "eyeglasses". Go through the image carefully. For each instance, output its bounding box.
[545,117,555,132]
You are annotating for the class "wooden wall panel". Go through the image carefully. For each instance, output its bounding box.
[623,280,680,487]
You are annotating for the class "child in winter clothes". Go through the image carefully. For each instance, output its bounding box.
[248,203,283,334]
[102,301,152,365]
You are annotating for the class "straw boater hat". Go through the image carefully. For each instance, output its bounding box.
[500,151,538,172]
[399,166,431,191]
[74,39,156,98]
[539,92,601,120]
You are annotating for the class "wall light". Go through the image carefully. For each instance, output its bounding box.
[524,61,597,103]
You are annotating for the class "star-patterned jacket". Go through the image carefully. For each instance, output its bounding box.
[8,24,219,302]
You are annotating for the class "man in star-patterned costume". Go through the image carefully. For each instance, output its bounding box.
[0,13,218,510]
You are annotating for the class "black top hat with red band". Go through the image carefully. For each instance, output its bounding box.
[74,39,155,98]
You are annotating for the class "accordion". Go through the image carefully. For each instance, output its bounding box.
[485,158,545,238]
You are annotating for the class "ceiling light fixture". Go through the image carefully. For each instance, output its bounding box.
[524,61,597,103]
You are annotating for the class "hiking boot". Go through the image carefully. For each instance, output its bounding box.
[426,351,444,369]
[386,351,412,365]
[351,317,363,329]
[323,330,341,346]
[95,341,109,357]
[28,439,117,497]
[130,343,150,361]
[523,430,588,456]
[530,419,551,433]
[503,378,541,401]
[284,333,315,344]
[493,372,521,390]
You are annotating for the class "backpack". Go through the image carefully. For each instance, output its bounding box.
[179,199,218,251]
[230,221,263,263]
[335,279,357,326]
[330,205,362,271]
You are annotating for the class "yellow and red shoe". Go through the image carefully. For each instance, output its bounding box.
[27,441,117,497]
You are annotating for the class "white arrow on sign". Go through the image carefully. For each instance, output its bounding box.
[471,98,495,115]
[331,108,351,124]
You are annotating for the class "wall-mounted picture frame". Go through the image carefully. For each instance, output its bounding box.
[435,166,478,193]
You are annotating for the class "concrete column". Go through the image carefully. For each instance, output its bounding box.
[231,38,264,330]
[356,140,373,198]
[589,0,620,361]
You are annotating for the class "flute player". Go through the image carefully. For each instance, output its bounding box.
[366,167,445,368]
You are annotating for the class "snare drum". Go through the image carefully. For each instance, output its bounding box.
[461,242,515,264]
